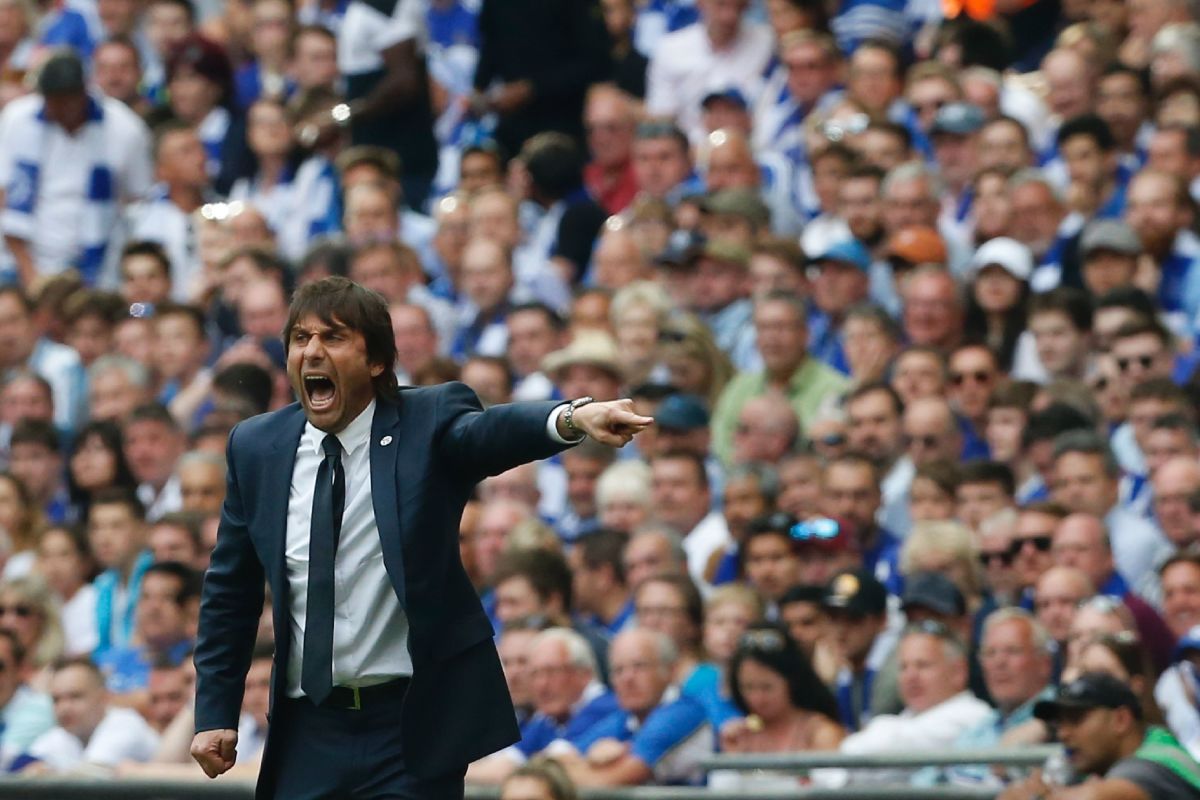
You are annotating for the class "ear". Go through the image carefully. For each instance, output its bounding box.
[369,361,385,378]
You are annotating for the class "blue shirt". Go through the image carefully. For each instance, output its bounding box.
[94,639,193,694]
[681,663,741,733]
[515,687,620,757]
[574,694,711,785]
[863,527,903,596]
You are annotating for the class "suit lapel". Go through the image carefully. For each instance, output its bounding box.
[266,406,306,633]
[370,397,407,609]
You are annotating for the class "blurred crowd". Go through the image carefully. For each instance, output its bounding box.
[0,0,1200,793]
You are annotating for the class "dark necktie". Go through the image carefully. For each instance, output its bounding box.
[301,434,344,705]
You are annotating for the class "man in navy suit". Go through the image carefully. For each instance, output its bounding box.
[190,277,651,798]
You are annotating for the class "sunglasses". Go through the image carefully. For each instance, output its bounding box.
[903,434,942,449]
[0,605,35,618]
[951,370,992,386]
[906,618,963,647]
[740,629,787,652]
[1116,354,1156,372]
[979,550,1014,567]
[657,329,688,344]
[1009,535,1053,556]
[790,518,841,542]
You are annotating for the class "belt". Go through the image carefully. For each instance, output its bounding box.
[322,677,410,710]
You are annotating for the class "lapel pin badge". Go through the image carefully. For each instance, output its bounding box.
[380,435,393,446]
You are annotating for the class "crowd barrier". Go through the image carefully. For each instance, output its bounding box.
[0,783,1003,799]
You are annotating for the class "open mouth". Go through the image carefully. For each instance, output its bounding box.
[303,374,337,411]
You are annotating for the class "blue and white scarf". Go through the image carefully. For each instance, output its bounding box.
[4,95,118,285]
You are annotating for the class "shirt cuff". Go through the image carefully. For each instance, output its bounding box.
[547,404,585,445]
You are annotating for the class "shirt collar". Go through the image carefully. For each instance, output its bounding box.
[303,398,376,458]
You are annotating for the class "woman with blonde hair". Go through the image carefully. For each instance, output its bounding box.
[0,472,45,579]
[0,575,64,688]
[609,281,674,387]
[657,313,734,409]
[900,520,984,609]
[693,585,765,728]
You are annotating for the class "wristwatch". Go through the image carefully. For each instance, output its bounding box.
[562,396,594,439]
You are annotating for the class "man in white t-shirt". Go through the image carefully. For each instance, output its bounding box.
[24,658,158,772]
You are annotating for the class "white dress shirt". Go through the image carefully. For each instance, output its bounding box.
[28,706,158,771]
[286,398,577,697]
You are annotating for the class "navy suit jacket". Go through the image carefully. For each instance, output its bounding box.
[193,382,569,793]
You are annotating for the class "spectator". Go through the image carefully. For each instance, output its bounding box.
[24,657,158,772]
[87,488,152,661]
[595,462,654,535]
[1154,457,1200,549]
[832,621,992,786]
[124,403,186,522]
[0,576,65,687]
[823,455,902,593]
[0,51,152,286]
[649,451,729,589]
[0,629,54,768]
[621,528,688,591]
[569,528,633,637]
[500,758,579,800]
[740,513,802,610]
[822,569,895,732]
[1161,551,1200,639]
[556,627,712,786]
[467,627,617,784]
[633,573,705,692]
[8,419,67,524]
[1034,565,1095,676]
[1002,673,1200,800]
[711,292,849,465]
[36,526,97,657]
[0,287,83,433]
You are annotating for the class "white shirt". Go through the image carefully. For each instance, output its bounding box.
[123,194,202,301]
[28,706,158,771]
[337,0,425,76]
[285,398,579,696]
[1104,505,1173,596]
[60,584,98,657]
[645,22,773,146]
[0,94,152,274]
[682,511,732,593]
[137,474,181,523]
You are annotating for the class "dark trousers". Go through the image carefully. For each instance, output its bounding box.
[269,689,466,799]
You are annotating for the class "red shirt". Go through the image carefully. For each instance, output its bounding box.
[584,159,638,215]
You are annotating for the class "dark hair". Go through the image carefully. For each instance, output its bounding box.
[965,275,1030,370]
[149,121,195,165]
[153,511,204,553]
[520,132,585,201]
[154,301,207,339]
[1057,113,1117,152]
[937,18,1011,71]
[637,572,704,639]
[63,290,124,327]
[914,459,960,496]
[958,459,1015,496]
[847,379,905,416]
[67,421,137,517]
[127,402,182,433]
[1021,402,1095,449]
[89,486,146,522]
[729,623,840,721]
[283,277,399,401]
[150,0,196,24]
[212,362,273,416]
[779,583,827,607]
[41,524,96,579]
[651,450,709,490]
[865,120,912,151]
[492,549,574,613]
[1094,286,1158,318]
[463,355,514,395]
[982,116,1031,149]
[509,302,566,333]
[576,528,630,586]
[988,380,1038,412]
[144,560,202,605]
[1150,412,1199,443]
[1113,317,1173,349]
[10,419,59,452]
[1028,287,1093,332]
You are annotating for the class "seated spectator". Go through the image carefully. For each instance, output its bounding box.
[94,561,198,698]
[829,622,992,786]
[595,462,654,534]
[621,528,688,591]
[908,461,960,524]
[23,658,158,773]
[87,488,154,661]
[467,628,617,784]
[35,525,98,657]
[145,657,190,734]
[175,452,226,515]
[633,573,705,693]
[147,513,206,571]
[648,450,731,591]
[1001,673,1200,800]
[1159,550,1200,640]
[955,461,1016,533]
[568,528,634,637]
[1035,566,1096,680]
[740,513,803,612]
[0,577,65,691]
[555,628,712,786]
[920,609,1055,786]
[719,623,845,761]
[694,585,762,729]
[822,569,896,733]
[0,629,54,769]
[8,420,68,525]
[498,617,552,729]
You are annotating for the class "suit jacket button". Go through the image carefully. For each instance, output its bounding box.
[380,435,393,446]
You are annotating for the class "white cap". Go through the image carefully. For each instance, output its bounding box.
[970,237,1033,282]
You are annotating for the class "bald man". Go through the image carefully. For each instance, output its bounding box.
[902,397,962,467]
[591,226,650,290]
[1154,457,1200,549]
[901,268,964,352]
[583,86,638,214]
[732,393,799,465]
[704,129,799,236]
[1034,566,1094,674]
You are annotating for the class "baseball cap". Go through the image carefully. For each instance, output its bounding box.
[1033,672,1142,722]
[789,516,858,554]
[822,569,887,616]
[931,103,986,136]
[37,51,85,95]
[1081,219,1142,259]
[970,237,1033,282]
[887,226,947,267]
[700,189,770,228]
[655,394,709,431]
[701,87,748,109]
[810,239,871,272]
[902,572,966,616]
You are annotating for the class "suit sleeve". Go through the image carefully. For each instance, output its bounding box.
[193,423,266,733]
[437,381,572,482]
